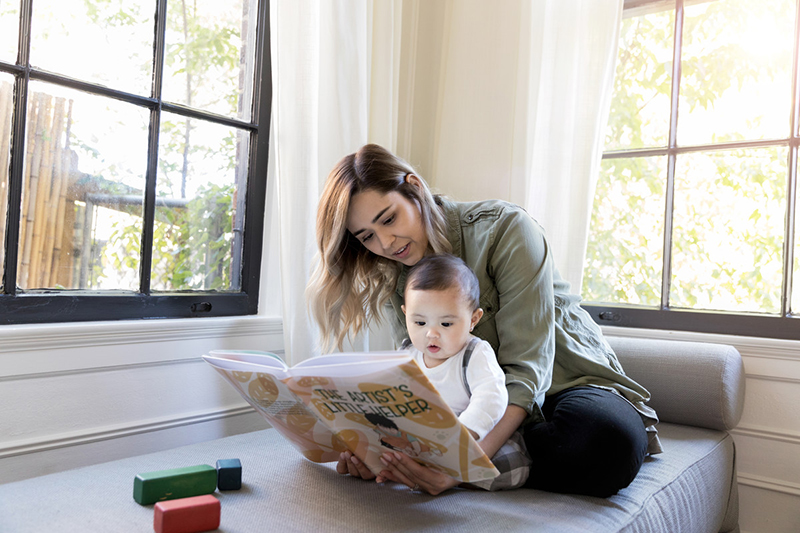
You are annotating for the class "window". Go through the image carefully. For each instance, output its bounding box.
[582,0,800,340]
[0,0,271,324]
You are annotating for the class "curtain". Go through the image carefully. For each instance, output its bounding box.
[269,0,402,363]
[427,0,623,292]
[268,0,622,361]
[523,1,623,292]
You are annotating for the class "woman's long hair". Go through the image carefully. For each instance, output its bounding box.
[306,144,451,352]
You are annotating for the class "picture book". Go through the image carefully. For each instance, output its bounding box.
[202,350,500,484]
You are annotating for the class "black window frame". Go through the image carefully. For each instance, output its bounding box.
[582,0,800,341]
[0,0,272,325]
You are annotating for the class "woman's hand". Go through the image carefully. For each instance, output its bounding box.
[377,451,460,495]
[336,451,376,480]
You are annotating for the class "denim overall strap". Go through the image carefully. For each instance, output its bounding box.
[461,337,480,397]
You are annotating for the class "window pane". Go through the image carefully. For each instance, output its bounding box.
[163,0,258,121]
[0,2,19,62]
[153,113,249,291]
[604,8,674,151]
[19,81,149,291]
[0,74,13,291]
[679,0,795,146]
[671,148,787,313]
[30,0,155,95]
[582,156,666,306]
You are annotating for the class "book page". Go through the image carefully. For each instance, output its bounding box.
[203,356,343,463]
[284,358,499,484]
[207,350,287,370]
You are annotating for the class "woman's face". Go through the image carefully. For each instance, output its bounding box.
[346,185,429,267]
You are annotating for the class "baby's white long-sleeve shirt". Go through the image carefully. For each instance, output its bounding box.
[408,337,507,440]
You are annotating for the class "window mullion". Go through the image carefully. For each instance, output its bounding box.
[661,0,684,310]
[781,0,800,316]
[238,0,271,298]
[784,146,798,316]
[140,0,170,295]
[3,0,34,296]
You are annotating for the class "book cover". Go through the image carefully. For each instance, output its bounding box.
[202,350,500,484]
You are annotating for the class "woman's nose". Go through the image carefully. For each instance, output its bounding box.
[377,230,393,251]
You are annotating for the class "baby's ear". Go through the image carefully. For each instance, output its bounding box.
[401,304,407,315]
[472,308,484,326]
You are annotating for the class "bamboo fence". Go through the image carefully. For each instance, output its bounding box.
[3,84,77,290]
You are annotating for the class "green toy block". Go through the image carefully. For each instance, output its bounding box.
[133,464,217,505]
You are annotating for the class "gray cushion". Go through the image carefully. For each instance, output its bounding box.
[607,336,745,431]
[0,424,737,533]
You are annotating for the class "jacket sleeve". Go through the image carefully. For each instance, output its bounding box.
[488,207,556,419]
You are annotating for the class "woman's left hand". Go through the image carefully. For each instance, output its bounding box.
[377,451,460,495]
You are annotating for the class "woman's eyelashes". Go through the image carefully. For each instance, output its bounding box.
[358,214,393,244]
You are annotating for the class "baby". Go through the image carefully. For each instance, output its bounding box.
[401,253,531,490]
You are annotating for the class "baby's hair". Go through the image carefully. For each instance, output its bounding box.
[405,254,480,311]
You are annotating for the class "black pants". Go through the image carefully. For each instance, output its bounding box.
[522,386,648,497]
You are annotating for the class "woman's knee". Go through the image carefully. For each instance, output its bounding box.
[523,387,648,496]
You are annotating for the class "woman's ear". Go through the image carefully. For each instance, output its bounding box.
[405,173,423,189]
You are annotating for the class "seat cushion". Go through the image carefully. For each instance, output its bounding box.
[0,424,736,533]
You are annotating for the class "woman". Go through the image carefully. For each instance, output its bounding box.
[306,144,661,496]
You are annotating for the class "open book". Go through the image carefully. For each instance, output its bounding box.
[202,350,500,484]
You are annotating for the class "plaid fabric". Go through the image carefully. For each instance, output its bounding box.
[469,430,532,491]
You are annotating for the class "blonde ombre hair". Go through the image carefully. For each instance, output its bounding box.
[306,144,451,352]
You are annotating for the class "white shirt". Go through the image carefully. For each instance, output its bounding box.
[408,337,508,440]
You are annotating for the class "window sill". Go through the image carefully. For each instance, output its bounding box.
[602,325,800,361]
[0,315,284,379]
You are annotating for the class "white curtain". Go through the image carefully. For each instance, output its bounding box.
[268,0,622,361]
[523,1,623,292]
[428,0,623,292]
[269,0,402,363]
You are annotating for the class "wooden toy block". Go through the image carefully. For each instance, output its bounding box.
[154,494,220,533]
[215,458,242,490]
[133,464,216,505]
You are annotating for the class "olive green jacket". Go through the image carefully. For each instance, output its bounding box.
[389,197,662,454]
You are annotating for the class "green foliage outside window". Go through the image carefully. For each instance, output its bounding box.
[583,0,796,316]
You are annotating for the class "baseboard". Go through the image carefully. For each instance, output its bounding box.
[0,406,268,485]
[0,404,257,459]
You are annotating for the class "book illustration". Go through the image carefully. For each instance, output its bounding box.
[203,350,499,483]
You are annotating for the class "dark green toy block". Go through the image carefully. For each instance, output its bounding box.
[133,464,217,505]
[216,458,242,490]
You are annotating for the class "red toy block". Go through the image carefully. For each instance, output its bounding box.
[154,494,220,533]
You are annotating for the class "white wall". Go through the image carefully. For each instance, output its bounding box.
[0,144,285,484]
[0,317,281,484]
[397,2,800,531]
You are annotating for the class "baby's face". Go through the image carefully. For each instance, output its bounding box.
[402,286,481,368]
